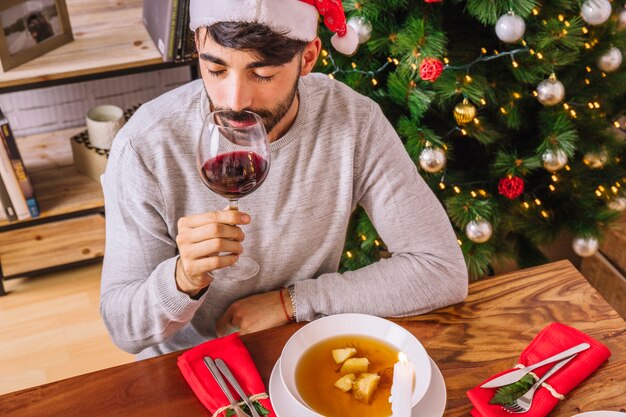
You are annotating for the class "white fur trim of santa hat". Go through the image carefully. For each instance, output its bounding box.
[189,0,359,55]
[190,0,319,42]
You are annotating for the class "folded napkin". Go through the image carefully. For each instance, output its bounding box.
[177,333,275,417]
[467,322,611,417]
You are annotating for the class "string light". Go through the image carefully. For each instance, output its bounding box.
[323,59,328,66]
[549,184,556,191]
[457,239,463,246]
[328,73,335,79]
[551,175,558,182]
[500,107,508,114]
[563,103,570,110]
[582,27,589,34]
[541,210,550,218]
[439,182,446,190]
[461,129,468,135]
[480,98,487,105]
[611,186,619,194]
[532,8,539,15]
[393,58,400,65]
[321,49,329,57]
[471,191,477,198]
[595,190,602,197]
[586,66,592,72]
[481,47,487,54]
[536,52,544,60]
[346,251,353,258]
[535,198,542,206]
[351,62,357,69]
[361,235,367,241]
[523,202,530,209]
[512,60,519,68]
[371,78,378,86]
[513,92,522,99]
[454,186,461,193]
[374,240,380,247]
[479,189,488,197]
[443,57,450,64]
[411,63,417,70]
[565,165,571,171]
[473,118,480,125]
[465,75,473,83]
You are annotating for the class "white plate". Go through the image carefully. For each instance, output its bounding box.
[269,357,447,417]
[572,412,626,417]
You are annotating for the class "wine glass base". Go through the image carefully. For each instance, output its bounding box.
[209,256,259,281]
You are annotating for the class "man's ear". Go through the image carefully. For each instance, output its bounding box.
[300,38,322,76]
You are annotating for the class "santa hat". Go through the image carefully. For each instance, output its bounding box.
[189,0,359,55]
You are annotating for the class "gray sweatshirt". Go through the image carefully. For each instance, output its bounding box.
[100,74,468,359]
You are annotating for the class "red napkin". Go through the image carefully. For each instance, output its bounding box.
[467,323,611,417]
[177,333,275,417]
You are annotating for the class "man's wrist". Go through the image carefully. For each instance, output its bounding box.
[286,284,297,322]
[175,257,207,298]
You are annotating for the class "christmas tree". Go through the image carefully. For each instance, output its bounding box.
[327,0,626,279]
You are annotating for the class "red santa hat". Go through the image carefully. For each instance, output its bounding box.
[189,0,359,55]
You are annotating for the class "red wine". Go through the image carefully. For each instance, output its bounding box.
[201,151,269,199]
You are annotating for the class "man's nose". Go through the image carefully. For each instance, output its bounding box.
[226,75,253,112]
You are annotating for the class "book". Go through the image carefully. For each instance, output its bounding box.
[143,0,177,62]
[0,131,29,220]
[0,112,40,218]
[0,175,17,221]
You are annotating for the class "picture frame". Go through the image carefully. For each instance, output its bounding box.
[0,0,73,72]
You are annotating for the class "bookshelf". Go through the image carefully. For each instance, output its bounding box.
[0,0,195,294]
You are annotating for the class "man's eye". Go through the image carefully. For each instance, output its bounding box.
[254,74,274,82]
[208,69,225,77]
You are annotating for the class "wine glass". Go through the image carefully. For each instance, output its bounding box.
[196,110,271,281]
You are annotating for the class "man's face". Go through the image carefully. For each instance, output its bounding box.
[196,31,301,135]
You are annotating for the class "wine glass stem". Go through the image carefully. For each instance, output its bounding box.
[228,199,239,211]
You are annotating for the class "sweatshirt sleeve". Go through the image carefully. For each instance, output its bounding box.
[99,134,206,354]
[294,103,468,321]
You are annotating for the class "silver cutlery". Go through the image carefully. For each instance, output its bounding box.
[481,342,589,388]
[502,354,577,413]
[215,358,262,417]
[203,356,251,417]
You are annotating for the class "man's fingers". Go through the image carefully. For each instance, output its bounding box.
[180,210,251,229]
[182,223,245,244]
[185,239,243,260]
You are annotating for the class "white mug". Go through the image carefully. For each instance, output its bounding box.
[86,105,125,150]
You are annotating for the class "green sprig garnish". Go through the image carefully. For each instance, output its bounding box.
[489,374,535,406]
[225,401,270,417]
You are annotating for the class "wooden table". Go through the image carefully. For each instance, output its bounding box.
[1,260,624,416]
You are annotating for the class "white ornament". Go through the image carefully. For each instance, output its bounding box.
[466,219,493,243]
[581,0,612,26]
[495,11,526,43]
[536,74,565,106]
[597,47,623,73]
[572,236,599,257]
[583,150,608,169]
[618,8,626,31]
[608,197,626,211]
[347,16,373,44]
[419,147,446,173]
[542,149,568,172]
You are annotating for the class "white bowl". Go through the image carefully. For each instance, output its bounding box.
[279,313,432,416]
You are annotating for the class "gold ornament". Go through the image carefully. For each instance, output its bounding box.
[453,98,477,126]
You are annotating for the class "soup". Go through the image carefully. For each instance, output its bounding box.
[295,334,399,417]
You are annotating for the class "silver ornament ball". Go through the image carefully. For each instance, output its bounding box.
[495,12,526,43]
[419,147,447,173]
[542,149,568,172]
[608,197,626,211]
[536,76,565,106]
[347,16,373,44]
[597,47,623,73]
[466,219,493,243]
[581,0,612,26]
[583,151,608,169]
[572,236,599,257]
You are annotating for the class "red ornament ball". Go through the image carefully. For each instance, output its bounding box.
[419,58,444,82]
[424,0,443,3]
[498,176,525,199]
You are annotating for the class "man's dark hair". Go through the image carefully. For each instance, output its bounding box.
[197,22,309,66]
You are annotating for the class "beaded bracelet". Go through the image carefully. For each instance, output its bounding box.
[286,284,297,322]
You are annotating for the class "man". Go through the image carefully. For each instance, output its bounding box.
[100,0,468,359]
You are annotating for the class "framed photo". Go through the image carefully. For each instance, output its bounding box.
[0,0,73,72]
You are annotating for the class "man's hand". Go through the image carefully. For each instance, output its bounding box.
[216,290,293,337]
[175,210,250,297]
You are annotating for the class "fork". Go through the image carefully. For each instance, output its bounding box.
[502,354,577,413]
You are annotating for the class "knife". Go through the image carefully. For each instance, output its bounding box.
[480,342,590,388]
[215,358,262,417]
[203,357,251,417]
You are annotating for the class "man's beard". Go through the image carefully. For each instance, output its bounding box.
[211,76,299,136]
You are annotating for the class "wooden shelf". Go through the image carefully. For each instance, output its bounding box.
[0,0,165,90]
[0,214,104,278]
[0,127,103,229]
